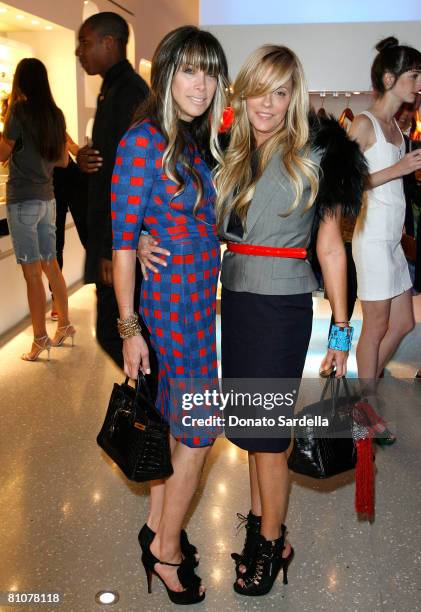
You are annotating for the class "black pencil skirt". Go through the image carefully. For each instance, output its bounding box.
[221,287,313,453]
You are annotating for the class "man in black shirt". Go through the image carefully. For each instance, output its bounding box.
[76,12,150,370]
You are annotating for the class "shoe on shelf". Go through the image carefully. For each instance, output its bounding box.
[141,538,205,605]
[21,335,51,362]
[50,324,76,347]
[234,530,294,597]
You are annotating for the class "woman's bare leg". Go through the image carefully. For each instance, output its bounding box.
[236,452,261,575]
[249,452,261,516]
[375,290,415,377]
[357,299,390,397]
[147,436,177,531]
[237,450,291,587]
[21,261,48,358]
[21,261,47,337]
[255,451,289,541]
[40,259,70,329]
[150,443,210,593]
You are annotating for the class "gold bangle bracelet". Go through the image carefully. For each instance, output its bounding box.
[117,313,142,339]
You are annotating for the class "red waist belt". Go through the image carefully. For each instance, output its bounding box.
[227,242,307,259]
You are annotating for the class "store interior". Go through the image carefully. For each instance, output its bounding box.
[0,1,83,335]
[0,2,421,610]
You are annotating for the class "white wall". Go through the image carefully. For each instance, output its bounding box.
[206,21,421,90]
[200,0,421,26]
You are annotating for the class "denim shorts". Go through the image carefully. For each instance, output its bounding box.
[6,199,57,264]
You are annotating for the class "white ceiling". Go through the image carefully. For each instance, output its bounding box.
[0,2,59,33]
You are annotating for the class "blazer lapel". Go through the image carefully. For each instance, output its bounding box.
[244,153,287,238]
[222,208,230,234]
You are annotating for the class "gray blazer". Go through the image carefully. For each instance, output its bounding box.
[220,148,322,295]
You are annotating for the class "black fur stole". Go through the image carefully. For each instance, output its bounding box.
[309,110,368,221]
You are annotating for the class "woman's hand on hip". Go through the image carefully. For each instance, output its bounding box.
[137,234,170,280]
[123,335,150,379]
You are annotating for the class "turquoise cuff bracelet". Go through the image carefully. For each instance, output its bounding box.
[328,324,354,352]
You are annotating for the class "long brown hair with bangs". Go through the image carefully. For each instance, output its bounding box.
[215,45,319,228]
[132,26,229,213]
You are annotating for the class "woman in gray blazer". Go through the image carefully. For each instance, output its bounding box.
[215,45,366,596]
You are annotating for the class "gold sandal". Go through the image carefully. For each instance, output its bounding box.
[50,324,76,347]
[21,335,51,362]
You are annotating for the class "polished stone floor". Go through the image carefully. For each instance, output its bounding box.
[0,285,420,612]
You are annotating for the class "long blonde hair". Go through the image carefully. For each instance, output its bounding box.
[215,45,319,228]
[133,26,229,213]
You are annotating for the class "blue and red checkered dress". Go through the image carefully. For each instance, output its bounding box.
[111,120,220,447]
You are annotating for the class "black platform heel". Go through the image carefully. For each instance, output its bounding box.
[141,540,205,605]
[280,525,295,585]
[234,531,294,596]
[231,511,261,577]
[138,523,199,567]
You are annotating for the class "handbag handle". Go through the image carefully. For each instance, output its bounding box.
[320,374,352,419]
[136,373,154,403]
[125,374,167,425]
[123,374,153,402]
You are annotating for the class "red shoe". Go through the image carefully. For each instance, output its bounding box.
[353,400,396,445]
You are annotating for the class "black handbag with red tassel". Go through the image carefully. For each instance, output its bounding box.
[288,375,375,517]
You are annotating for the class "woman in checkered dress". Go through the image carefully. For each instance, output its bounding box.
[111,27,228,604]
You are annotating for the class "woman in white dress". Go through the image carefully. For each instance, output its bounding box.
[351,37,421,405]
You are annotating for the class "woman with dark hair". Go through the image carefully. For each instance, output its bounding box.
[0,58,75,360]
[111,26,228,604]
[351,38,421,412]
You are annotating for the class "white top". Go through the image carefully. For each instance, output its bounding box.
[352,110,411,300]
[354,110,406,241]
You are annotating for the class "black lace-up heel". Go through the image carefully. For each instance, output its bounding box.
[141,539,205,604]
[138,523,199,566]
[231,511,261,577]
[234,529,294,596]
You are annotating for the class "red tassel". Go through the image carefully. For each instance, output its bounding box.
[355,437,374,517]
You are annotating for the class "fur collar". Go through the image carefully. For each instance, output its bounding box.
[309,110,368,220]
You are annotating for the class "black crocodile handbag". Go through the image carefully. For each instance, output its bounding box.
[288,376,358,478]
[97,374,173,482]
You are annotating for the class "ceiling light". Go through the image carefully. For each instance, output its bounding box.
[16,14,25,20]
[95,590,119,605]
[32,20,39,25]
[353,91,361,95]
[0,8,8,14]
[45,25,53,30]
